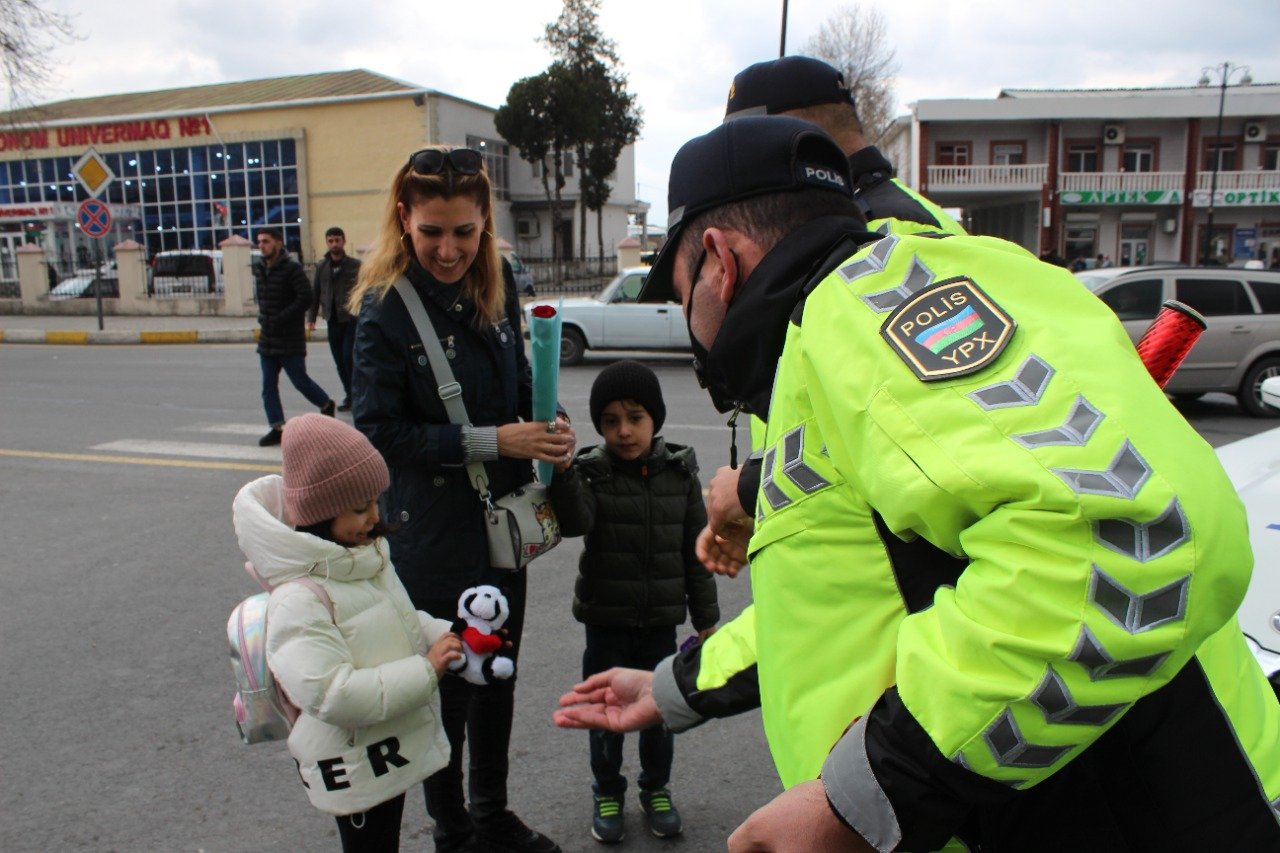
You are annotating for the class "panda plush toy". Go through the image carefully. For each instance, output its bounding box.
[449,584,516,685]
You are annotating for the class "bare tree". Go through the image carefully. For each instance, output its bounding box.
[0,0,76,109]
[802,5,899,144]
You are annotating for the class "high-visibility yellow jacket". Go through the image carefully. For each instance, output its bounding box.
[652,232,1280,850]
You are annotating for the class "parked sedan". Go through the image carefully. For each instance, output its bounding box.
[523,266,686,366]
[1078,265,1280,416]
[48,260,119,300]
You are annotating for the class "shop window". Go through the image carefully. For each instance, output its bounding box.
[1122,143,1155,173]
[1065,144,1099,172]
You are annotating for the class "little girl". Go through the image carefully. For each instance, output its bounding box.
[233,413,462,850]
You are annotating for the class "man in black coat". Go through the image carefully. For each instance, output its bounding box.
[307,226,362,411]
[254,226,335,446]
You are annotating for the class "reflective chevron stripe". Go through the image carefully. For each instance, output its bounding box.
[982,709,1072,770]
[1090,566,1190,634]
[1014,395,1104,448]
[1030,667,1126,726]
[1068,625,1169,681]
[968,355,1054,409]
[1053,440,1152,499]
[1094,499,1190,562]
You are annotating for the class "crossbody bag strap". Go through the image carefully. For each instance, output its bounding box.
[391,277,493,499]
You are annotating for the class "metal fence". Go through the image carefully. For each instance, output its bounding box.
[523,255,617,296]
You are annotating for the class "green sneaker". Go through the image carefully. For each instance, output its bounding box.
[591,794,624,844]
[639,788,682,839]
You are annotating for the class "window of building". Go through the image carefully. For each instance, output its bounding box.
[1265,143,1280,171]
[1065,143,1100,172]
[1203,140,1239,171]
[990,141,1026,166]
[937,143,970,166]
[531,151,574,179]
[1122,142,1156,173]
[466,135,510,201]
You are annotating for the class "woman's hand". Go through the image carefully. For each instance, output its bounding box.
[497,418,576,464]
[426,632,464,677]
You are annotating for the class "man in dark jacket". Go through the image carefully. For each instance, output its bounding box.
[307,226,362,411]
[254,227,335,446]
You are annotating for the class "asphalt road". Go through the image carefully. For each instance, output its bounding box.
[1,343,1275,852]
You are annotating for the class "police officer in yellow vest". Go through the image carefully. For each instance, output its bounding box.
[554,116,1280,851]
[703,55,967,575]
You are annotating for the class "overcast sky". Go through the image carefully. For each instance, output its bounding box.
[38,0,1280,223]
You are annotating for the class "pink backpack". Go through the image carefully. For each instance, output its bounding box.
[226,562,335,744]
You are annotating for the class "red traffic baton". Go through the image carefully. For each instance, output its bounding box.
[1135,300,1206,389]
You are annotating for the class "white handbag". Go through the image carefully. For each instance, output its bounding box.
[393,278,561,570]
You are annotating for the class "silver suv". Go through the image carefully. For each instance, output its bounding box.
[1077,266,1280,416]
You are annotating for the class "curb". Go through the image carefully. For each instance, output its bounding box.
[0,328,328,345]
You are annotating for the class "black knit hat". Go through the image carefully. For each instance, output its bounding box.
[589,360,666,434]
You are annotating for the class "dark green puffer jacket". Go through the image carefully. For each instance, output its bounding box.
[549,438,719,630]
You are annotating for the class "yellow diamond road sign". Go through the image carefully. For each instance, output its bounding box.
[73,147,114,197]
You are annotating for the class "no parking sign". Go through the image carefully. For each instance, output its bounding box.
[77,198,112,238]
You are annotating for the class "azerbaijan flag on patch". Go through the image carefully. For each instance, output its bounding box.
[916,305,984,354]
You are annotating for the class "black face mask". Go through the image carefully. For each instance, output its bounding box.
[685,249,741,414]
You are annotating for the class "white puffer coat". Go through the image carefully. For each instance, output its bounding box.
[233,475,452,815]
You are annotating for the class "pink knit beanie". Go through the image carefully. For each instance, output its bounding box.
[281,414,390,527]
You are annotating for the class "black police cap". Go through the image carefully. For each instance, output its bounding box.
[637,115,853,304]
[724,56,854,121]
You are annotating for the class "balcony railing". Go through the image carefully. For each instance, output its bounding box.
[1194,170,1280,191]
[1059,172,1185,193]
[927,164,1047,189]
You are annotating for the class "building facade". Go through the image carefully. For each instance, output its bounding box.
[884,83,1280,267]
[0,69,639,293]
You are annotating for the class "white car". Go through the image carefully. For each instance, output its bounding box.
[1216,376,1280,698]
[522,266,687,366]
[48,260,119,300]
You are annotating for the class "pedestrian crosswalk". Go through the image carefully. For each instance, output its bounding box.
[87,422,285,468]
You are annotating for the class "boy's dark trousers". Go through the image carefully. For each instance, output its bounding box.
[583,623,677,798]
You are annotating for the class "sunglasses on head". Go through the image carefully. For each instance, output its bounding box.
[408,148,483,176]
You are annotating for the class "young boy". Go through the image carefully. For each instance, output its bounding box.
[549,360,719,845]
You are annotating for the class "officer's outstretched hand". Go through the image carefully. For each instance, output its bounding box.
[696,523,750,576]
[728,780,875,852]
[553,667,661,733]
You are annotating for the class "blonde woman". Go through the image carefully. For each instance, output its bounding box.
[349,147,572,853]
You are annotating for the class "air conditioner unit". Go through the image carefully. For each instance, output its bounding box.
[516,218,539,239]
[1244,120,1268,143]
[1103,124,1125,145]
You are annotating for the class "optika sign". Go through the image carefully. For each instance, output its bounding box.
[0,116,213,152]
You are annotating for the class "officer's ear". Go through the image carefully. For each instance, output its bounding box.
[701,227,741,306]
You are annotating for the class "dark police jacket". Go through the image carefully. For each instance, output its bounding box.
[254,252,313,357]
[352,261,534,603]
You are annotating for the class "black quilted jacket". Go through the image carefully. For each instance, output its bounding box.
[549,439,719,630]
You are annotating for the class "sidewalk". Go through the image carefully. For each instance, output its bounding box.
[0,295,556,345]
[0,313,326,345]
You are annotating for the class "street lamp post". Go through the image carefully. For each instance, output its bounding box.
[1198,62,1252,265]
